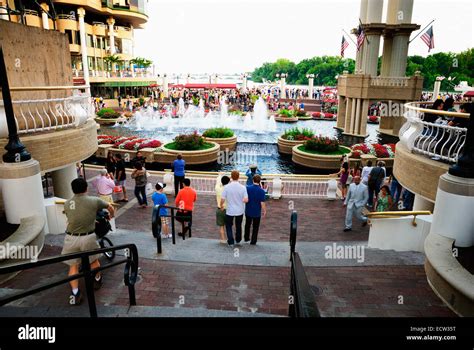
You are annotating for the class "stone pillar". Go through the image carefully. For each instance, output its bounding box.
[344,97,352,132]
[359,99,370,136]
[380,34,393,76]
[389,34,410,77]
[413,194,434,212]
[396,0,414,24]
[107,17,116,54]
[364,34,381,76]
[280,77,286,99]
[163,74,169,98]
[430,174,474,247]
[51,164,78,199]
[40,3,49,30]
[308,77,314,100]
[243,75,248,90]
[336,96,347,129]
[130,24,134,57]
[349,98,357,134]
[354,98,362,134]
[0,160,48,230]
[77,8,90,94]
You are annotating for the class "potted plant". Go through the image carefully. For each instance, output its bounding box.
[274,109,298,123]
[292,135,351,170]
[203,127,237,151]
[277,127,314,155]
[159,132,220,165]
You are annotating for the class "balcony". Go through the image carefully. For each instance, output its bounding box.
[337,73,423,101]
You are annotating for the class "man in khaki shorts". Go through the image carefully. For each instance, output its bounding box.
[62,178,115,305]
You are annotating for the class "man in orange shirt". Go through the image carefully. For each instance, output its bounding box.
[175,178,197,237]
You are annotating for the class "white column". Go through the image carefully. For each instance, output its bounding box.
[41,3,49,30]
[77,8,90,94]
[344,97,352,132]
[280,77,286,99]
[349,97,357,134]
[433,80,442,101]
[51,164,78,199]
[386,0,399,24]
[364,34,382,76]
[413,194,434,212]
[359,0,368,23]
[430,173,474,247]
[389,34,409,77]
[308,78,314,100]
[0,160,48,231]
[130,24,135,57]
[395,0,413,24]
[163,75,169,98]
[243,75,248,90]
[360,99,370,136]
[354,98,362,135]
[380,35,393,76]
[107,17,116,54]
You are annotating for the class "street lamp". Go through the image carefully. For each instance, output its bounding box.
[276,73,287,99]
[306,74,315,100]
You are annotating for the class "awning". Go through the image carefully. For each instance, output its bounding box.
[184,83,237,89]
[464,90,474,97]
[92,81,157,87]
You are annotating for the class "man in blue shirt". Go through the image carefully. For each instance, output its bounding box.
[152,183,170,238]
[245,164,262,187]
[172,154,186,196]
[245,174,267,245]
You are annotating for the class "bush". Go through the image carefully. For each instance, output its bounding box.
[278,109,295,118]
[203,127,235,138]
[281,127,314,141]
[171,131,206,150]
[304,136,340,153]
[350,143,396,158]
[97,108,120,119]
[294,109,306,117]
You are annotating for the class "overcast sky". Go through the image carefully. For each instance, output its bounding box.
[134,0,473,74]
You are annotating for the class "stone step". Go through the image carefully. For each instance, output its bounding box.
[1,305,280,317]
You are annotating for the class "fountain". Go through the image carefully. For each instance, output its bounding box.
[178,98,185,116]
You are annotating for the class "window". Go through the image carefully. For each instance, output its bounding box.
[76,31,81,45]
[65,30,74,44]
[87,34,94,48]
[88,57,94,70]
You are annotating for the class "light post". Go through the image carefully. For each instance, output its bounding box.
[213,74,219,85]
[186,73,191,84]
[242,73,249,90]
[433,76,445,101]
[276,73,287,99]
[306,73,315,100]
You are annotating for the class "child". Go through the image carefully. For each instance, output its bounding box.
[152,183,171,238]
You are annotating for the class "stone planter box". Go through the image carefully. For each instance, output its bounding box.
[277,136,305,155]
[95,117,121,125]
[297,114,312,120]
[274,115,298,123]
[107,148,137,161]
[292,145,352,170]
[156,142,220,165]
[203,135,237,151]
[96,144,115,158]
[140,148,159,163]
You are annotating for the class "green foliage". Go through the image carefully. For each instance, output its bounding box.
[281,127,314,140]
[130,57,153,68]
[97,108,120,119]
[192,96,199,106]
[203,128,235,138]
[303,136,340,153]
[277,109,294,118]
[138,97,145,106]
[166,132,212,150]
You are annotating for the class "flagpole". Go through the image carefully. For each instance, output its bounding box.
[409,19,435,43]
[358,18,370,45]
[343,29,357,45]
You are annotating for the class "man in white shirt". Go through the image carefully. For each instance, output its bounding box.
[343,176,369,232]
[220,170,248,246]
[361,160,373,185]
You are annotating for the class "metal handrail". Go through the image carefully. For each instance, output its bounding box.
[0,243,139,317]
[152,205,192,254]
[367,210,431,227]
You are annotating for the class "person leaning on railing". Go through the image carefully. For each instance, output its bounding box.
[62,178,115,305]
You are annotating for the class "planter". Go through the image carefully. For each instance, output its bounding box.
[297,114,312,120]
[277,136,305,155]
[312,112,336,121]
[107,148,137,161]
[274,115,298,123]
[156,142,220,165]
[292,145,352,170]
[203,135,237,151]
[95,117,127,125]
[96,144,115,158]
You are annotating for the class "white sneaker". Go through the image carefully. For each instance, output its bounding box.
[167,234,172,238]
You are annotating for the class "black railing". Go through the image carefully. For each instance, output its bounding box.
[0,243,139,317]
[288,210,320,317]
[152,205,192,254]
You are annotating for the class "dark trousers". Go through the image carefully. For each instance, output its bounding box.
[225,214,243,245]
[174,175,185,196]
[368,182,381,207]
[244,215,261,244]
[134,186,147,205]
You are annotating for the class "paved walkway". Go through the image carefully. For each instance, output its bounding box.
[0,169,455,317]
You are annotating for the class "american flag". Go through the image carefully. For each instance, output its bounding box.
[341,36,349,57]
[356,25,365,51]
[421,25,435,52]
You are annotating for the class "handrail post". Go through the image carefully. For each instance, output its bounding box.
[0,46,31,163]
[80,255,98,318]
[171,208,176,244]
[289,210,297,260]
[152,205,162,254]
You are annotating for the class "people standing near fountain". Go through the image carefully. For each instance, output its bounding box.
[216,175,230,244]
[114,154,128,202]
[332,160,350,200]
[244,174,267,245]
[172,154,186,196]
[106,152,116,180]
[131,151,146,168]
[246,164,262,186]
[131,162,148,208]
[343,176,368,232]
[220,170,248,247]
[152,183,170,238]
[175,178,197,238]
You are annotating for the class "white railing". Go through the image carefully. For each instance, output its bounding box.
[370,77,410,87]
[2,86,94,136]
[400,102,469,163]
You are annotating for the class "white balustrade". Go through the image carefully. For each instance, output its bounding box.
[370,77,409,87]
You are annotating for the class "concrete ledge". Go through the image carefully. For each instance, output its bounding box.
[203,135,237,151]
[274,116,298,123]
[394,142,449,202]
[0,215,46,285]
[424,232,474,316]
[292,145,351,170]
[158,142,220,165]
[277,136,305,155]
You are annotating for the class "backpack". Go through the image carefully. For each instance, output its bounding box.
[368,167,384,188]
[95,210,112,238]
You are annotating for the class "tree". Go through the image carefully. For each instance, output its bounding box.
[104,54,122,72]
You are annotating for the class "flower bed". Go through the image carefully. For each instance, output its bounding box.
[203,128,237,151]
[278,128,314,155]
[97,135,162,150]
[351,143,396,159]
[275,109,298,123]
[312,111,336,120]
[160,132,220,165]
[291,136,351,170]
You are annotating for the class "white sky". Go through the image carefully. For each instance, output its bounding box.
[134,0,474,74]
